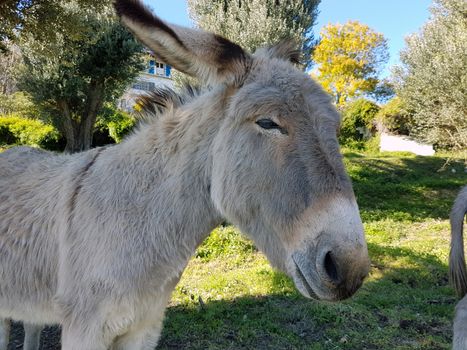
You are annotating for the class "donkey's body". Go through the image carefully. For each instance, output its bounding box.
[449,186,467,350]
[0,1,370,349]
[1,93,223,348]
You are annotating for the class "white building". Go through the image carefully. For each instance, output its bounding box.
[380,132,435,156]
[118,55,174,111]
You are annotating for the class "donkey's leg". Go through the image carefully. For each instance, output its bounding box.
[61,302,136,350]
[110,314,165,350]
[111,277,178,350]
[454,296,467,350]
[23,323,43,350]
[0,319,11,350]
[61,323,112,350]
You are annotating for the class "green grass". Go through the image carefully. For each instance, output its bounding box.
[158,152,466,350]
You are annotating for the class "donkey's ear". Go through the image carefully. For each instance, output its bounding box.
[255,39,302,65]
[115,0,250,85]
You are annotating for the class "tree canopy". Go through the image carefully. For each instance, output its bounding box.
[0,42,21,94]
[393,0,467,152]
[312,21,389,106]
[17,4,143,153]
[0,0,110,52]
[187,0,320,68]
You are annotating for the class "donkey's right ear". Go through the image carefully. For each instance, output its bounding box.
[115,0,250,86]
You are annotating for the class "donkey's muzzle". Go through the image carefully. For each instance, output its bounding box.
[292,240,370,301]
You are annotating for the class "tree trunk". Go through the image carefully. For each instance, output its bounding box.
[58,80,105,153]
[78,80,104,152]
[58,100,80,154]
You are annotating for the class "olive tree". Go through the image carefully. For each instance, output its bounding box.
[18,4,143,153]
[188,0,320,68]
[393,0,467,152]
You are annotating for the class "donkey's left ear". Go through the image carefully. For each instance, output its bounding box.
[115,0,250,85]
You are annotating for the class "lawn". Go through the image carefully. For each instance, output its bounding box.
[158,152,466,350]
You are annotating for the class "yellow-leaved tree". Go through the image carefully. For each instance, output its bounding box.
[312,21,389,106]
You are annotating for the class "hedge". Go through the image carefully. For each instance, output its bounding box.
[0,115,61,149]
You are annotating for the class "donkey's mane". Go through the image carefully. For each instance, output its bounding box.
[136,85,201,121]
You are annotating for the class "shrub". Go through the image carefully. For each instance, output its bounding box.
[340,98,380,146]
[0,115,61,149]
[108,116,135,143]
[376,97,413,135]
[95,105,136,143]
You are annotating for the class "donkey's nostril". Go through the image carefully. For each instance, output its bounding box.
[324,251,340,284]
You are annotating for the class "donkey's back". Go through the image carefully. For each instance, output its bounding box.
[0,146,52,176]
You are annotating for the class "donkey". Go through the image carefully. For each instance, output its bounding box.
[0,0,370,348]
[449,186,467,350]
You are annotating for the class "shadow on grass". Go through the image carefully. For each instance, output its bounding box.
[8,323,61,350]
[347,155,466,222]
[158,242,456,350]
[6,242,456,350]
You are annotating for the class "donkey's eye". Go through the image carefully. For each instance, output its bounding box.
[256,119,280,130]
[255,119,287,135]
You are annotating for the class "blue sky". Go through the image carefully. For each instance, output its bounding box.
[143,0,433,76]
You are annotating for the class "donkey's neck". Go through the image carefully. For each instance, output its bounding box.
[112,88,226,270]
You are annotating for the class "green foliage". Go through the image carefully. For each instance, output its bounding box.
[376,97,414,136]
[362,133,381,154]
[0,115,60,149]
[0,0,111,53]
[0,42,21,94]
[17,8,144,152]
[95,105,136,143]
[0,92,40,119]
[188,0,320,68]
[107,116,135,144]
[340,98,380,146]
[312,21,389,105]
[393,0,467,152]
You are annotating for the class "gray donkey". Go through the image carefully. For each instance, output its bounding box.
[450,186,467,350]
[0,0,370,348]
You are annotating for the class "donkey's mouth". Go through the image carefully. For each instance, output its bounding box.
[292,256,320,300]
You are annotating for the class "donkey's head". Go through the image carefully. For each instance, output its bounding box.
[116,0,370,301]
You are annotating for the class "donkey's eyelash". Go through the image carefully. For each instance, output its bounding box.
[255,119,288,134]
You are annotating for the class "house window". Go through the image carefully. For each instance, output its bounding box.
[144,56,172,78]
[153,62,165,77]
